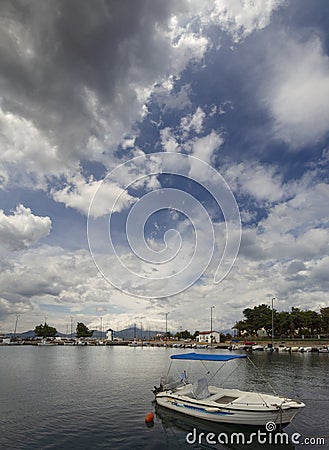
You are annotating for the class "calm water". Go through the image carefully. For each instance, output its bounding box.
[0,347,328,450]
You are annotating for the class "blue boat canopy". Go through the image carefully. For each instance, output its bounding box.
[170,352,247,361]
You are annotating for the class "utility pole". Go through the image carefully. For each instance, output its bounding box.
[13,314,20,339]
[70,316,73,339]
[210,306,215,346]
[271,298,275,348]
[44,316,48,338]
[165,312,169,341]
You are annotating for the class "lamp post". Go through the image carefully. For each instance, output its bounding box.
[165,312,169,341]
[271,298,275,348]
[13,314,20,339]
[210,306,215,346]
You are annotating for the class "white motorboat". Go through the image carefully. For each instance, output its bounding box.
[251,344,264,351]
[318,346,329,353]
[299,346,313,353]
[37,339,57,346]
[153,353,304,427]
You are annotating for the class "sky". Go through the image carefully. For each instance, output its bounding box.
[0,0,329,335]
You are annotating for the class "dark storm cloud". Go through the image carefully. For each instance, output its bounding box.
[0,0,181,162]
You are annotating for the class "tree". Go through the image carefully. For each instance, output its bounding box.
[193,330,200,340]
[235,304,275,337]
[34,323,57,338]
[234,304,329,339]
[290,307,303,337]
[76,322,93,338]
[301,310,321,336]
[320,307,329,334]
[276,311,291,337]
[174,330,192,340]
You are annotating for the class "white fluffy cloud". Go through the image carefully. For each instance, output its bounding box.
[51,174,136,218]
[224,161,288,203]
[264,35,329,147]
[180,107,206,136]
[0,107,74,188]
[261,182,329,236]
[191,131,224,164]
[0,205,52,251]
[190,0,285,42]
[239,180,329,265]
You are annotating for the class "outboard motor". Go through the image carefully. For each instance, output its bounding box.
[152,384,163,395]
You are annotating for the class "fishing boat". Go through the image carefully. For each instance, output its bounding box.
[153,353,305,426]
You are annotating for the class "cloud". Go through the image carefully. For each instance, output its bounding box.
[261,182,329,236]
[191,131,224,171]
[224,161,288,203]
[263,35,329,147]
[0,0,210,187]
[180,107,206,136]
[189,0,285,42]
[0,205,52,251]
[0,107,73,188]
[1,1,329,335]
[160,127,181,153]
[51,173,136,217]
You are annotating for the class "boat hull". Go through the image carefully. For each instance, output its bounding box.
[155,387,304,426]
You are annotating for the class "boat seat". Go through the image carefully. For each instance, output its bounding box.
[192,378,211,400]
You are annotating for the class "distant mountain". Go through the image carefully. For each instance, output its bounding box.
[113,326,161,340]
[5,330,76,339]
[6,330,35,338]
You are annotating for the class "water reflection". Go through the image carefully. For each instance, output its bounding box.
[155,405,295,450]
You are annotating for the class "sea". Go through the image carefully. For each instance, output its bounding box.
[0,346,328,450]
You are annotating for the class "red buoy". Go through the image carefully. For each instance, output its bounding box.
[145,412,154,423]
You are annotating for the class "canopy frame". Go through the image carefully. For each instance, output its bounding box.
[170,352,247,362]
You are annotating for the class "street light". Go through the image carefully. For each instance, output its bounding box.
[70,316,73,339]
[271,298,275,348]
[210,306,215,346]
[165,312,169,341]
[13,314,20,339]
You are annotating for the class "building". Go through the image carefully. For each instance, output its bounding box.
[196,331,221,343]
[107,328,114,341]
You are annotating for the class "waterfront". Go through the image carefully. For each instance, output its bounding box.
[0,347,328,449]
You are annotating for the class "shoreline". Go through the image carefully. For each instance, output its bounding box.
[1,338,329,350]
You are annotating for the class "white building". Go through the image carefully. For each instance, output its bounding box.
[107,329,114,341]
[196,331,221,343]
